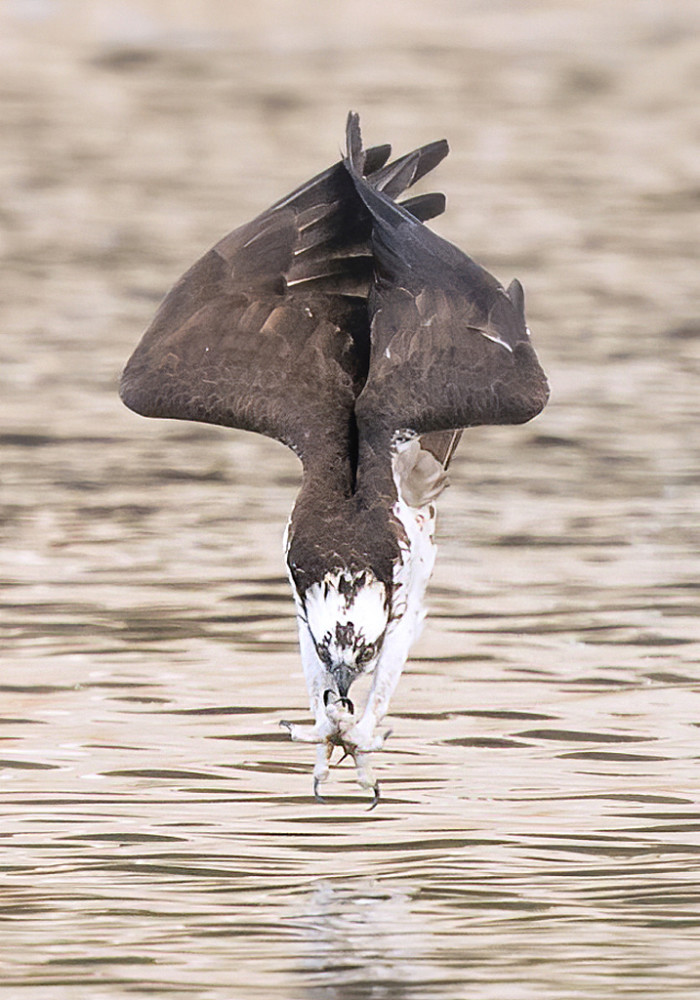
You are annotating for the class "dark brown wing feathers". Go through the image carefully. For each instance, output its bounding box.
[120,112,548,475]
[343,113,549,449]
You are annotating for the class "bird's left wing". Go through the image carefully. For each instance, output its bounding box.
[119,138,448,467]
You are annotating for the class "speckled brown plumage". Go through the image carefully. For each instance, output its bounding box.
[120,113,548,602]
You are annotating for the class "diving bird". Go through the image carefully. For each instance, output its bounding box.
[120,113,549,806]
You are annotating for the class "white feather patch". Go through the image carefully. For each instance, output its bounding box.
[390,443,439,649]
[303,571,388,654]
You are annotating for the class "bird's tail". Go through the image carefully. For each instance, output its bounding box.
[284,113,448,298]
[345,110,448,226]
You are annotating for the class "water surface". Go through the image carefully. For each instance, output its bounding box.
[2,2,700,997]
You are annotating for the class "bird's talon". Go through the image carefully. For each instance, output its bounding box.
[313,778,328,804]
[323,690,355,716]
[367,783,380,811]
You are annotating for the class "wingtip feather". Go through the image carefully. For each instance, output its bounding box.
[345,110,365,176]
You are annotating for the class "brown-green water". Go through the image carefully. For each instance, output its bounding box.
[1,2,699,997]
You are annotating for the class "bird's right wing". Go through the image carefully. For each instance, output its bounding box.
[344,113,549,453]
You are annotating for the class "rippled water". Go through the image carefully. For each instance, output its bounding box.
[2,2,700,997]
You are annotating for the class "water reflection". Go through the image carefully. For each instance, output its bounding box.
[297,881,435,1000]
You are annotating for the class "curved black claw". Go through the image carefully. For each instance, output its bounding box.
[367,783,380,811]
[323,690,354,715]
[313,777,327,804]
[279,720,292,732]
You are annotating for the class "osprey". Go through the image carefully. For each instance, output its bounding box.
[120,113,549,806]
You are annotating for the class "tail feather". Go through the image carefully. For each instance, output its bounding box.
[346,111,365,176]
[287,114,448,291]
[373,151,420,197]
[399,192,446,223]
[363,143,392,174]
[372,140,448,196]
[346,111,449,200]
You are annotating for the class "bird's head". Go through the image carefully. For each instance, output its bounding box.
[302,570,390,701]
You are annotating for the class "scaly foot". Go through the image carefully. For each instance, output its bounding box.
[279,719,326,743]
[280,705,392,806]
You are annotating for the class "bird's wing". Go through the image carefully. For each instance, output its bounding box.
[119,136,448,467]
[344,113,549,455]
[418,428,463,469]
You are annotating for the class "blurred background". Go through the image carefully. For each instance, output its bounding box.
[1,2,700,998]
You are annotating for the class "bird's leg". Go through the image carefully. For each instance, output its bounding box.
[280,624,337,743]
[344,632,409,754]
[341,494,436,768]
[313,741,334,801]
[282,695,358,802]
[353,750,381,810]
[279,689,333,744]
[279,718,325,743]
[282,610,398,804]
